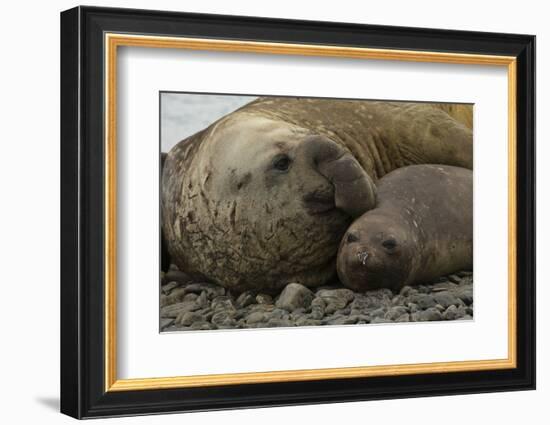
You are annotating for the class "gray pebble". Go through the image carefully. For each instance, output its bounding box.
[248,303,275,313]
[160,318,175,330]
[216,322,238,329]
[317,288,355,314]
[431,282,457,293]
[433,291,460,308]
[442,305,459,320]
[391,295,406,306]
[246,312,267,324]
[276,283,314,311]
[407,302,419,313]
[183,293,198,303]
[289,308,306,320]
[256,293,273,305]
[416,285,430,294]
[236,291,255,308]
[161,301,199,318]
[455,287,473,305]
[335,306,352,315]
[186,282,226,298]
[456,305,467,317]
[385,306,408,321]
[417,307,443,322]
[165,287,187,304]
[448,274,462,284]
[310,297,326,320]
[211,296,235,311]
[370,307,386,318]
[196,291,209,308]
[366,288,393,299]
[349,295,376,311]
[161,281,179,295]
[201,308,214,321]
[460,276,473,286]
[271,308,290,320]
[395,313,410,322]
[409,294,436,310]
[176,311,202,326]
[211,310,236,326]
[399,286,417,297]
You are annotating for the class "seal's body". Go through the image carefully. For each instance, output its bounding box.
[162,97,473,293]
[337,164,473,292]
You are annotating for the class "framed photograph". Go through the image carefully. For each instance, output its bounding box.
[60,6,535,419]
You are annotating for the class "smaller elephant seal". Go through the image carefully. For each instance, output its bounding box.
[337,164,472,292]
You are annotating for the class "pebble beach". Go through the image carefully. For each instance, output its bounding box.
[160,267,473,332]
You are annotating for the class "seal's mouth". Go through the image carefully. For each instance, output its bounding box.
[302,190,336,215]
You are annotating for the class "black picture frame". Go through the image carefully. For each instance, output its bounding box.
[60,5,535,419]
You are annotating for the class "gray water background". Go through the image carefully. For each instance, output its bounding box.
[161,93,258,153]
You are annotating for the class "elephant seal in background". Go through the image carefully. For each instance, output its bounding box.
[337,164,473,292]
[162,97,473,293]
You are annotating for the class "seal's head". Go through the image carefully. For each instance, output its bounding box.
[163,112,377,292]
[337,213,415,292]
[203,113,376,219]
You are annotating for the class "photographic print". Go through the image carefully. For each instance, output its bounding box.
[160,94,474,332]
[61,7,535,417]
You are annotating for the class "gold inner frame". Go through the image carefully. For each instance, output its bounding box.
[104,33,518,392]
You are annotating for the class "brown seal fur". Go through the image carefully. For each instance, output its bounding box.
[337,164,473,291]
[162,97,473,293]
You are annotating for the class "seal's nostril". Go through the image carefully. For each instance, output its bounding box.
[356,251,369,265]
[346,232,359,243]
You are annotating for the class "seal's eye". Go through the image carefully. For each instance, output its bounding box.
[382,238,397,250]
[346,233,359,243]
[273,155,292,172]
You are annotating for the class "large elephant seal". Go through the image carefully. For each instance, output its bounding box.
[337,164,473,292]
[162,97,472,293]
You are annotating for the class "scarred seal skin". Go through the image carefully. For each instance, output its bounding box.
[162,97,473,293]
[337,164,473,292]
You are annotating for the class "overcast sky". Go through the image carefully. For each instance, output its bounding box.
[160,93,258,152]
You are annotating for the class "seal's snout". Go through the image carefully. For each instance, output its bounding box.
[343,232,370,265]
[302,189,336,215]
[336,243,373,291]
[356,250,369,265]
